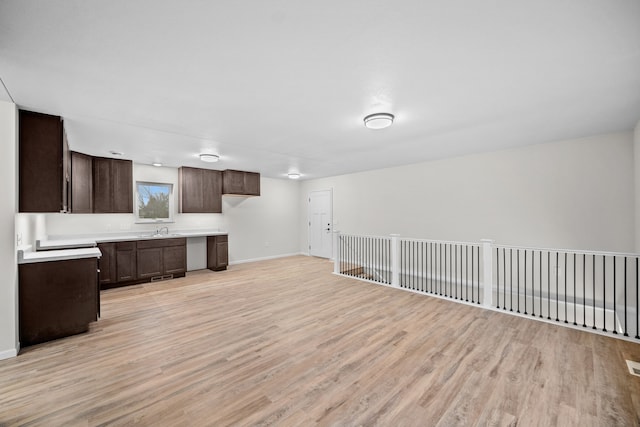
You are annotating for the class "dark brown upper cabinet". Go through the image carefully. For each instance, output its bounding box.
[179,166,222,213]
[222,170,260,196]
[93,157,133,213]
[19,110,70,212]
[70,151,93,213]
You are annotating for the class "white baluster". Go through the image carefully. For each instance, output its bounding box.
[481,239,494,307]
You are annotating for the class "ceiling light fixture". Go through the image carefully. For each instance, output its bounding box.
[364,113,394,130]
[152,162,162,167]
[287,173,301,180]
[109,150,124,156]
[199,153,219,163]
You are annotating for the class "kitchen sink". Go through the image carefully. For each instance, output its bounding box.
[138,233,182,238]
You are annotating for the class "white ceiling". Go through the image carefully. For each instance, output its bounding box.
[1,1,639,179]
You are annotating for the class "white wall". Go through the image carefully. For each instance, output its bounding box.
[0,101,18,359]
[301,132,635,253]
[635,120,640,252]
[44,164,301,263]
[15,213,47,248]
[223,178,301,263]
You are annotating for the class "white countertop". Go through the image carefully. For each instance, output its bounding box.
[20,229,227,263]
[36,229,227,250]
[35,238,97,251]
[18,247,102,264]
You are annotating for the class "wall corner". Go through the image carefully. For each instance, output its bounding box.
[635,119,640,252]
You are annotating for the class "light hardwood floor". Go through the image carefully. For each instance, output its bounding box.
[1,255,640,426]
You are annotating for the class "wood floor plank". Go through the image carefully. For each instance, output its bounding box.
[1,255,639,426]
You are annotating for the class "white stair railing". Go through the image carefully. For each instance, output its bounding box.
[333,232,640,343]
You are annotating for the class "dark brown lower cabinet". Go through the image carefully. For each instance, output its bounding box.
[102,236,206,289]
[137,238,187,280]
[19,257,99,347]
[207,235,228,271]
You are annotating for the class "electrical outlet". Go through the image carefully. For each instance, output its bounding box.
[16,233,22,245]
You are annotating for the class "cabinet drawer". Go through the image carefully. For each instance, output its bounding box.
[137,237,186,249]
[116,241,137,250]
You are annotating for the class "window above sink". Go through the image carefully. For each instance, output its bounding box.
[135,181,174,224]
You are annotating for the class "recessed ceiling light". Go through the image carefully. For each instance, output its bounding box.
[364,113,394,130]
[109,150,124,156]
[199,154,219,163]
[152,162,162,167]
[287,173,301,180]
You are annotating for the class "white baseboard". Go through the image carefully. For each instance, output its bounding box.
[229,252,305,265]
[0,347,18,360]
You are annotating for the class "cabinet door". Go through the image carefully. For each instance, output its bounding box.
[62,127,70,212]
[97,242,116,286]
[93,157,113,213]
[19,257,98,346]
[222,170,245,195]
[244,172,260,196]
[180,167,204,212]
[216,241,228,267]
[137,247,163,279]
[18,110,65,212]
[112,159,133,213]
[116,241,137,281]
[163,245,186,275]
[180,167,222,213]
[207,235,228,271]
[203,169,222,213]
[71,152,93,213]
[93,157,133,213]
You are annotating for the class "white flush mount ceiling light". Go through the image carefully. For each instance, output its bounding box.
[363,113,394,130]
[287,173,301,180]
[152,162,162,167]
[199,153,219,163]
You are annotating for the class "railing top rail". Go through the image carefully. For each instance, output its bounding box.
[338,233,479,246]
[494,243,640,258]
[399,237,481,246]
[338,233,391,240]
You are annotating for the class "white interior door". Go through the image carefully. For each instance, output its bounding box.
[308,189,332,259]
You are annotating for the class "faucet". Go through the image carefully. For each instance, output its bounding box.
[156,226,169,236]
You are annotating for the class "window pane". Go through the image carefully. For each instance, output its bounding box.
[137,182,171,219]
